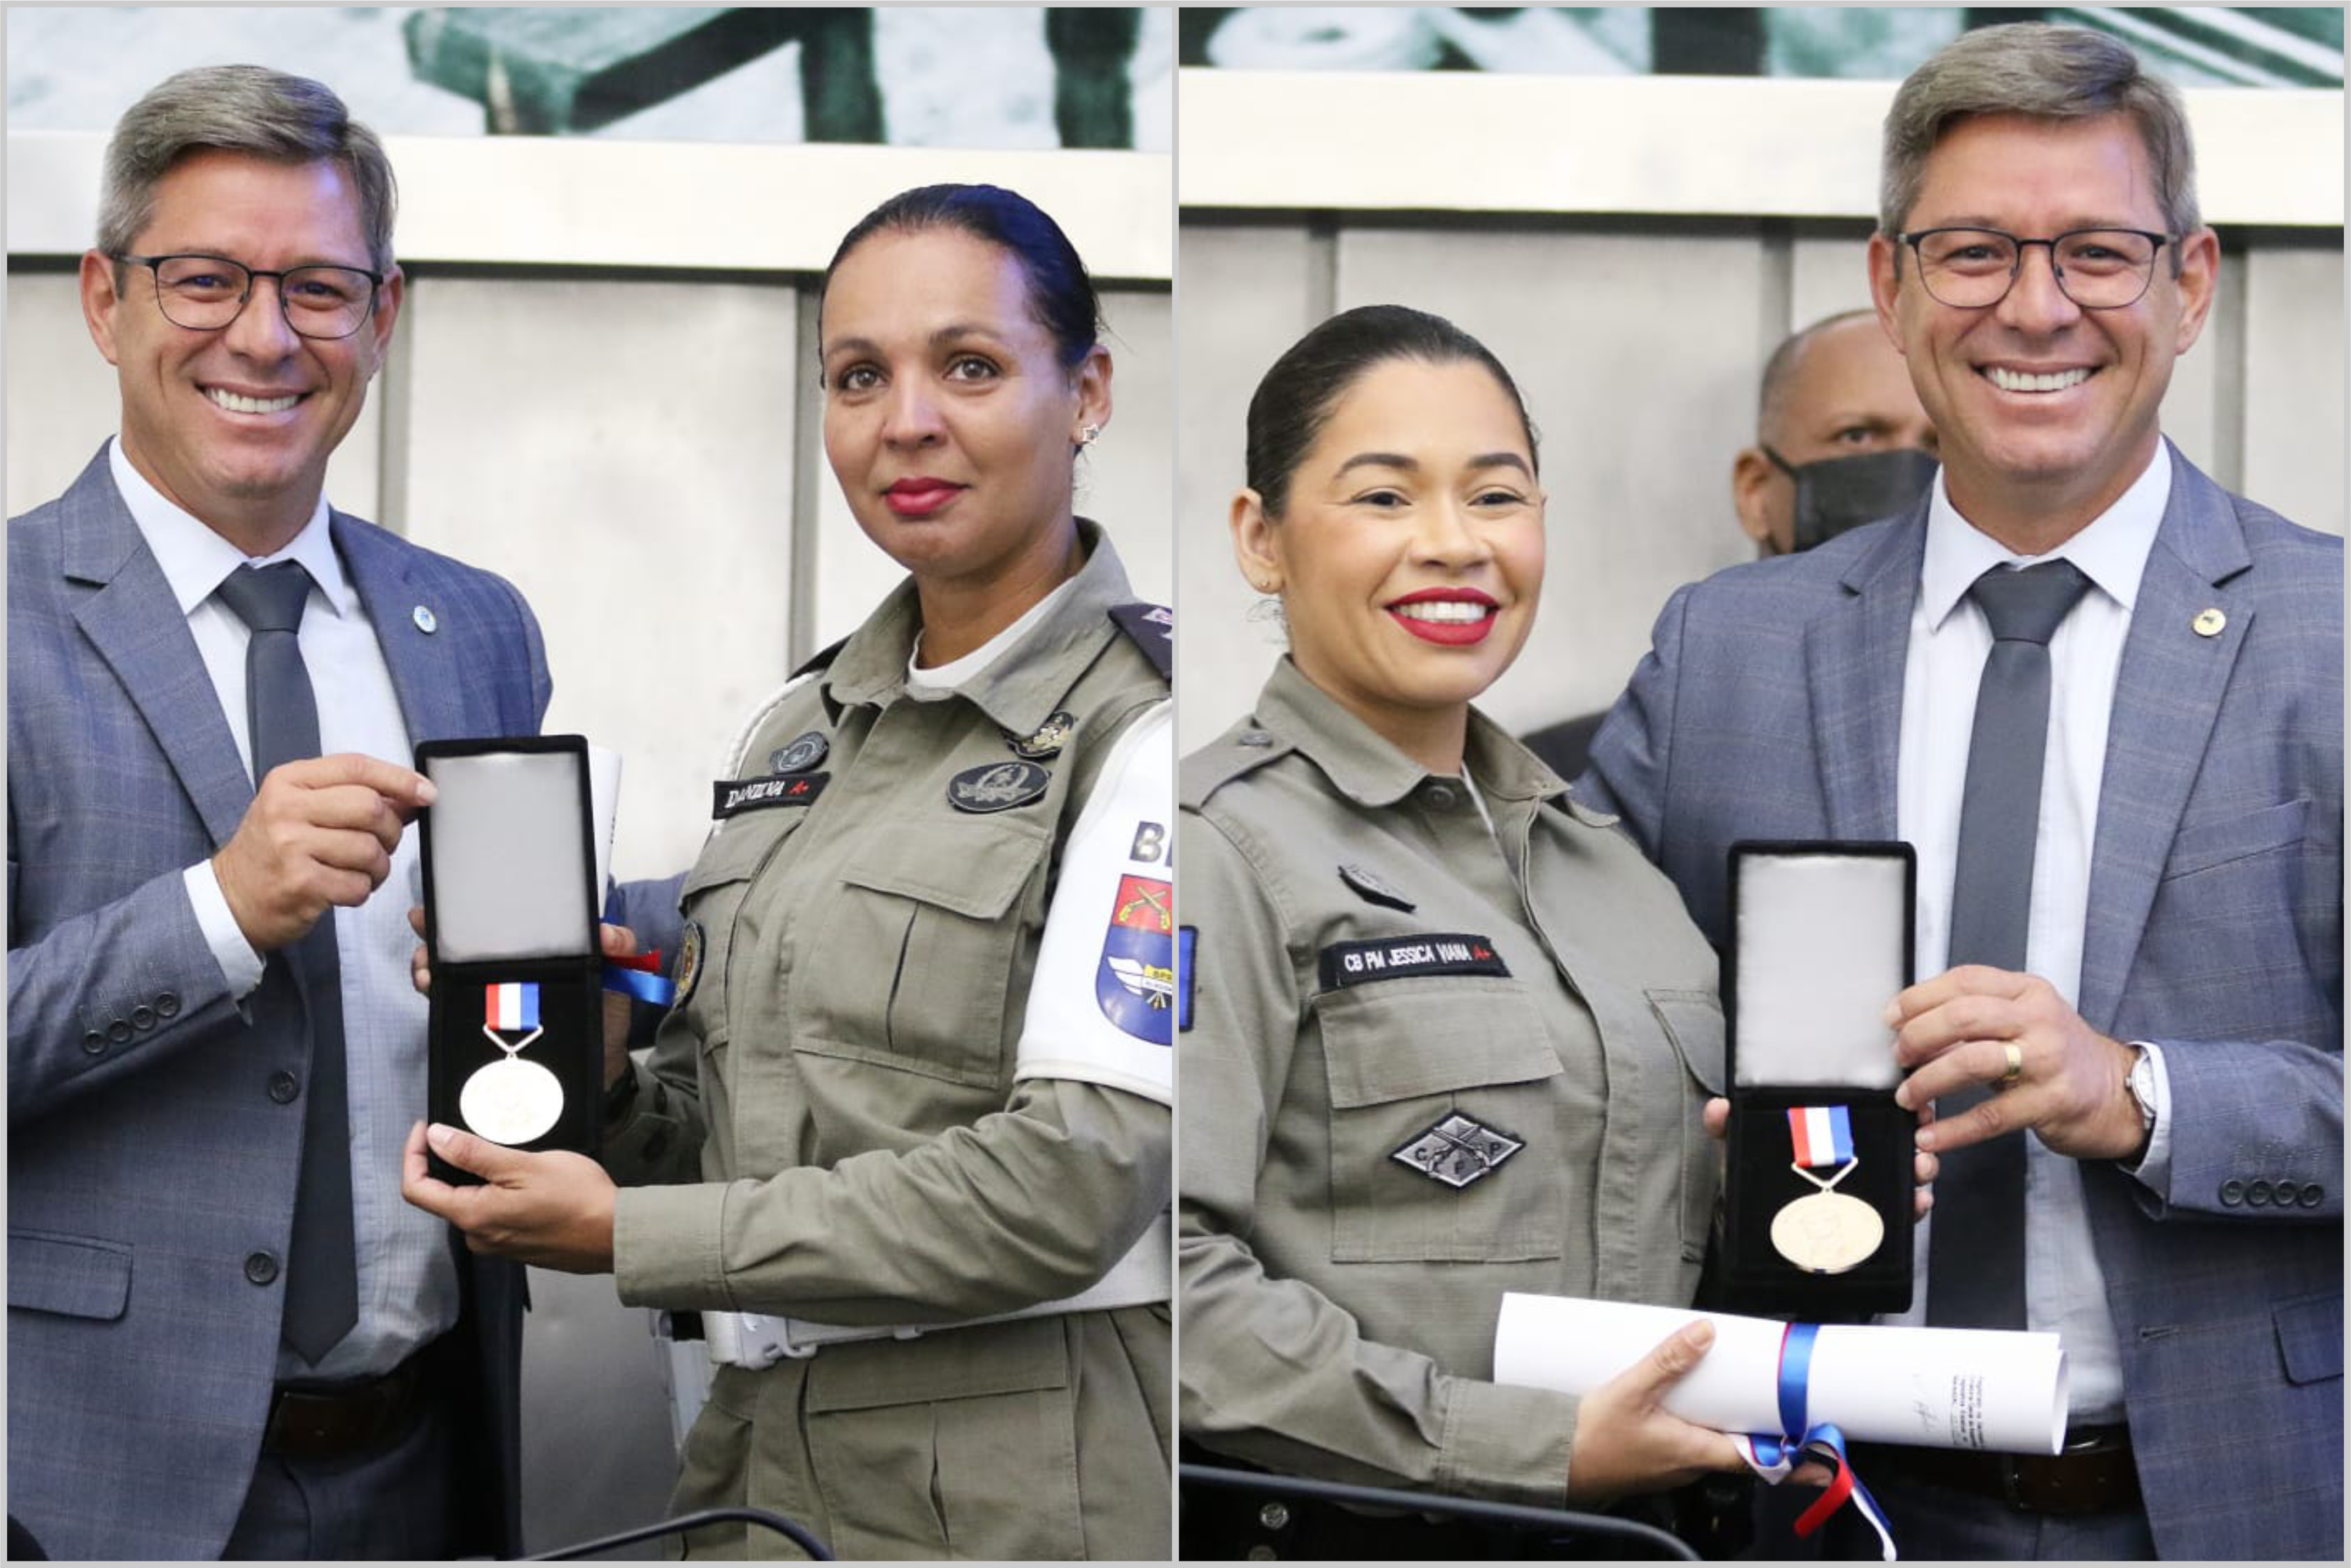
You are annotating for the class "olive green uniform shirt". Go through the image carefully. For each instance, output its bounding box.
[1178,657,1725,1508]
[603,527,1171,1559]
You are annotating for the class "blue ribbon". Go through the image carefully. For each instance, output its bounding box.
[602,964,676,1007]
[1748,1322,1897,1559]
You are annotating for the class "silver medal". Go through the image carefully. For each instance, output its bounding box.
[460,1055,565,1146]
[1770,1188,1886,1274]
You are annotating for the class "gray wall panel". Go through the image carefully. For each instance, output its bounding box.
[2244,243,2348,535]
[393,275,800,890]
[1174,223,1322,755]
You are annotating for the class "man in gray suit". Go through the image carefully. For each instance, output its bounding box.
[1583,24,2340,1561]
[9,67,541,1558]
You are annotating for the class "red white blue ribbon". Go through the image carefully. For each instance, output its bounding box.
[487,981,539,1031]
[1734,1322,1898,1560]
[1788,1104,1856,1168]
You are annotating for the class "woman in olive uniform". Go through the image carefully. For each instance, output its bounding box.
[406,186,1173,1560]
[1178,305,1754,1553]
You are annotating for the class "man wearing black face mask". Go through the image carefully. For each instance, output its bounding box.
[1731,309,1940,556]
[1525,311,1936,777]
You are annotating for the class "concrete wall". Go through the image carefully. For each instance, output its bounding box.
[1174,214,2344,755]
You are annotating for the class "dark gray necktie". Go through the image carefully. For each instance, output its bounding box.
[1926,558,2092,1330]
[216,561,358,1364]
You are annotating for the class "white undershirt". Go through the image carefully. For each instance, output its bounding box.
[906,576,1081,690]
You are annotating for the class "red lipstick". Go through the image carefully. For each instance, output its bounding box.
[884,478,964,518]
[1385,587,1499,646]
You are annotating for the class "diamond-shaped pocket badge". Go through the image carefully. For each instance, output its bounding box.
[1391,1112,1524,1190]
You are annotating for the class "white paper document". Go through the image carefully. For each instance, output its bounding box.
[1494,1294,2067,1454]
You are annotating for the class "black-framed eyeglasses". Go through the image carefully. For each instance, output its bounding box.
[1896,227,2174,311]
[110,252,385,340]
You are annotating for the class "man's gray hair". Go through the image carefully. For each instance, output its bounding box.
[1880,23,2199,249]
[98,64,396,271]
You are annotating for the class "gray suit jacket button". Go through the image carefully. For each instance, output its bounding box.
[2247,1180,2274,1207]
[2219,1179,2245,1206]
[268,1072,300,1104]
[81,1031,107,1055]
[2298,1183,2325,1207]
[155,992,182,1018]
[105,1019,134,1045]
[2272,1180,2299,1207]
[244,1252,280,1286]
[130,1006,157,1031]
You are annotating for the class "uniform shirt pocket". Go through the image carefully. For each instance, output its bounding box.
[678,815,804,1059]
[800,818,1050,1087]
[1647,989,1728,1262]
[1316,979,1566,1264]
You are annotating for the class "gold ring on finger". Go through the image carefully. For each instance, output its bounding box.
[1999,1041,2024,1089]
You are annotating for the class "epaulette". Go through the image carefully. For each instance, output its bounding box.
[1107,601,1173,683]
[1179,724,1293,811]
[789,634,850,681]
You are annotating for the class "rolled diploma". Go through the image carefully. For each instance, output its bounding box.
[1494,1294,2067,1455]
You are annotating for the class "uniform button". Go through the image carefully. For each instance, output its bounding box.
[244,1252,280,1286]
[268,1071,300,1104]
[106,1019,135,1045]
[82,1031,108,1055]
[1423,784,1457,808]
[1238,730,1273,748]
[2219,1179,2244,1207]
[155,992,182,1019]
[131,1006,157,1031]
[2247,1180,2272,1207]
[1258,1503,1290,1530]
[2272,1180,2299,1207]
[2298,1184,2324,1208]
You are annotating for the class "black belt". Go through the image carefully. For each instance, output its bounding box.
[263,1344,431,1460]
[1851,1425,2140,1515]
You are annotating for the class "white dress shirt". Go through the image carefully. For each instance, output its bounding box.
[1884,442,2176,1424]
[112,439,459,1383]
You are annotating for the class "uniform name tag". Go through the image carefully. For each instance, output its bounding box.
[712,772,829,819]
[1318,933,1509,990]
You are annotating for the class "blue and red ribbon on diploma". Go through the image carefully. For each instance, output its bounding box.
[602,949,676,1007]
[1734,1321,1899,1560]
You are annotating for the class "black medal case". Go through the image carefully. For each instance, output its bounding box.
[415,735,603,1185]
[1722,841,1918,1316]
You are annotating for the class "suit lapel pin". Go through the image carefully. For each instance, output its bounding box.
[2192,607,2226,638]
[413,605,439,634]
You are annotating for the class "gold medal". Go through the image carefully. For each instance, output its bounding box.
[1770,1188,1886,1274]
